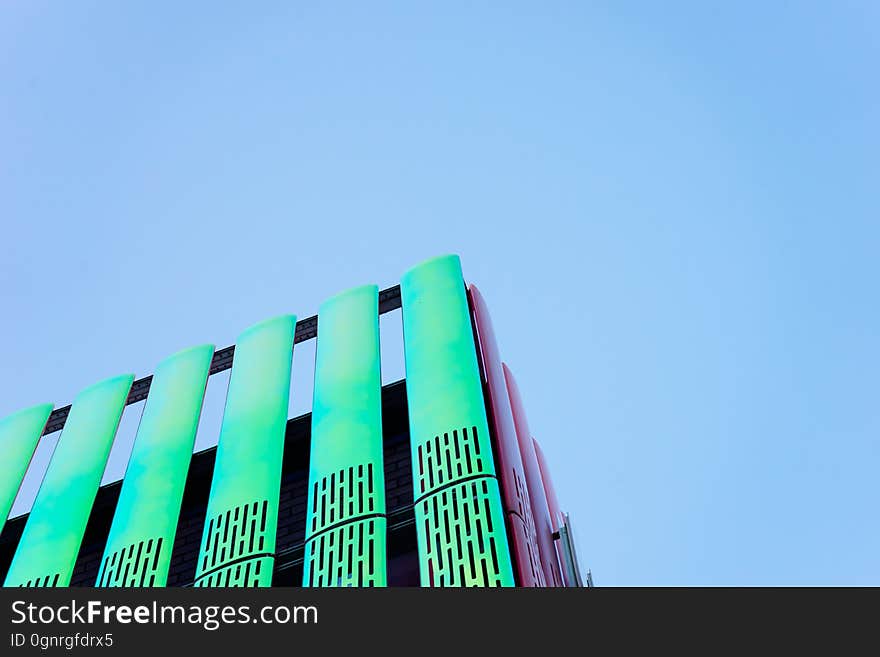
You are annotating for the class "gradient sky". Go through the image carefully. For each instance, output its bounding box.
[1,2,877,585]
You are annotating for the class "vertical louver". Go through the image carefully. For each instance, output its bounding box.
[469,284,545,587]
[401,255,514,587]
[4,375,133,587]
[504,365,563,587]
[193,316,295,587]
[304,286,386,587]
[0,254,563,588]
[0,403,52,536]
[97,345,214,587]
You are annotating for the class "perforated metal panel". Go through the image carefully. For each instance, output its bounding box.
[469,284,545,586]
[4,374,133,587]
[97,344,214,587]
[401,255,515,587]
[14,574,60,588]
[304,286,386,587]
[196,500,272,586]
[193,315,295,588]
[0,403,52,535]
[97,537,165,587]
[306,515,383,587]
[417,476,510,586]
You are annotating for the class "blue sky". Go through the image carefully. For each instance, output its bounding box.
[1,2,877,585]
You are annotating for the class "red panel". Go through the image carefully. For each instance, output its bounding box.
[504,364,564,587]
[468,285,545,587]
[533,437,569,585]
[533,438,563,532]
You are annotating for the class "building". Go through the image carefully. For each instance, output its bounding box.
[0,255,587,587]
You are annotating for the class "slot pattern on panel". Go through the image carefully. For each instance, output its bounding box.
[16,574,60,588]
[416,425,488,496]
[419,478,509,586]
[194,500,271,587]
[306,517,384,587]
[309,464,380,534]
[97,538,164,587]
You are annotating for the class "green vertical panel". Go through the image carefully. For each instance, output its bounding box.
[304,285,386,587]
[400,255,515,586]
[193,315,295,587]
[0,404,53,533]
[97,345,214,587]
[4,375,133,587]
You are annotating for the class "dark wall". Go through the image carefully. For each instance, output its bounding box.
[0,380,419,587]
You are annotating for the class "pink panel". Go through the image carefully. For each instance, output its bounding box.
[468,284,545,587]
[533,438,563,532]
[533,437,569,585]
[504,364,564,587]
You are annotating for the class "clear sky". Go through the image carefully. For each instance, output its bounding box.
[1,2,877,585]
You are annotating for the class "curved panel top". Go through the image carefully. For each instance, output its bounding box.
[400,254,495,479]
[0,402,53,527]
[4,373,133,587]
[311,284,382,475]
[207,314,296,516]
[133,345,214,445]
[236,313,296,340]
[0,402,53,431]
[195,314,295,587]
[100,343,215,586]
[42,371,134,503]
[402,256,515,586]
[160,343,217,364]
[319,283,379,311]
[73,373,135,400]
[305,284,386,586]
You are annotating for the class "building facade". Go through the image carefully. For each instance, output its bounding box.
[0,255,586,587]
